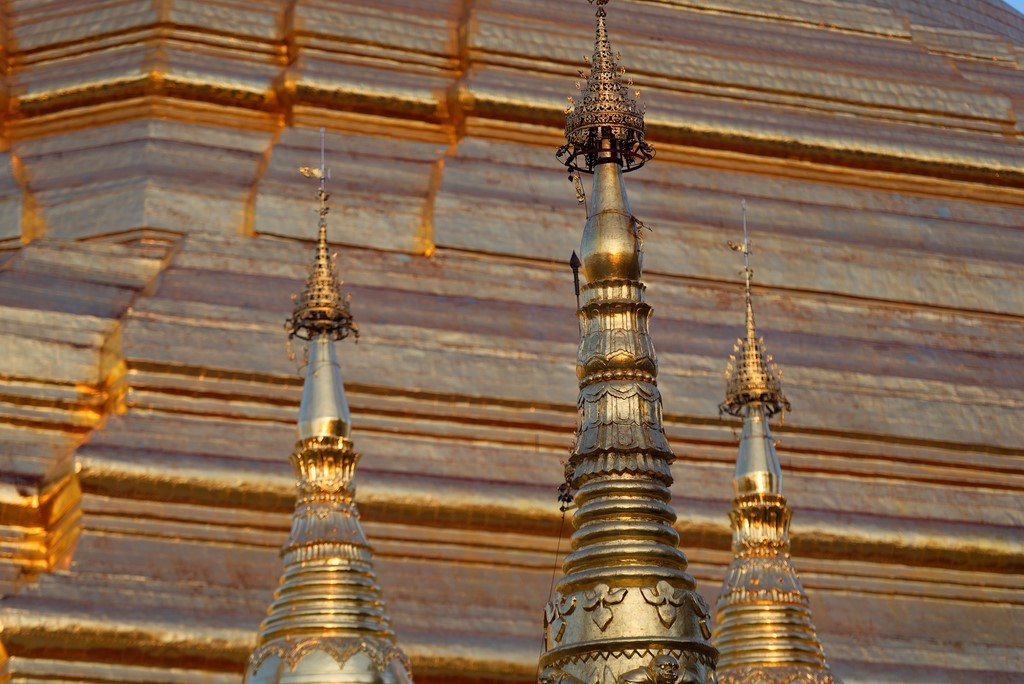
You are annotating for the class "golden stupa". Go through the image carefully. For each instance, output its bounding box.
[242,136,413,684]
[538,2,716,681]
[0,1,1021,683]
[712,217,837,684]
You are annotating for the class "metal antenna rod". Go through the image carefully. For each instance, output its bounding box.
[319,127,327,220]
[299,127,332,226]
[728,199,754,298]
[741,198,752,297]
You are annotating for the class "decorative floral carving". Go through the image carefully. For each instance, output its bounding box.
[640,580,687,628]
[544,593,578,643]
[582,583,628,630]
[689,591,712,640]
[574,382,672,457]
[248,636,411,678]
[637,582,711,639]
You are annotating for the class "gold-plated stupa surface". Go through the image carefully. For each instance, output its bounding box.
[244,142,412,684]
[0,0,1022,683]
[713,228,837,684]
[539,3,716,682]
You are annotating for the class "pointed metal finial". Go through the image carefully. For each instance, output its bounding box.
[727,199,753,299]
[569,251,582,303]
[569,250,583,337]
[556,0,654,173]
[287,128,358,342]
[720,201,789,418]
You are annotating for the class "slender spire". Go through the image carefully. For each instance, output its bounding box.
[712,207,839,684]
[244,128,413,684]
[287,128,357,343]
[720,201,788,421]
[539,4,717,683]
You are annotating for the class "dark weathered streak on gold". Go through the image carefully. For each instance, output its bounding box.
[0,1,1021,683]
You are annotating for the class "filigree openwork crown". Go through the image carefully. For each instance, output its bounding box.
[720,297,789,418]
[288,220,357,342]
[557,0,654,173]
[287,135,358,342]
[720,214,789,418]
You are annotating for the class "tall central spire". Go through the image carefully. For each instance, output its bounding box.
[713,211,838,684]
[540,4,717,683]
[243,129,413,684]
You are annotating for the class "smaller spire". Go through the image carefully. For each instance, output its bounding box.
[289,128,357,441]
[245,129,412,684]
[557,0,654,174]
[288,127,357,342]
[713,204,838,683]
[720,201,789,418]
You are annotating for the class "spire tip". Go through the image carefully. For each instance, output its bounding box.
[288,129,358,343]
[720,203,789,418]
[557,0,654,174]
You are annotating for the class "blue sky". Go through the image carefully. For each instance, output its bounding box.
[1005,0,1024,13]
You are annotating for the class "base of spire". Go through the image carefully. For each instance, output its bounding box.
[245,635,412,684]
[715,491,837,681]
[539,645,717,684]
[717,665,839,684]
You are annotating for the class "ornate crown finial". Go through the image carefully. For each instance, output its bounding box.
[720,201,789,418]
[287,128,358,342]
[556,0,654,174]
